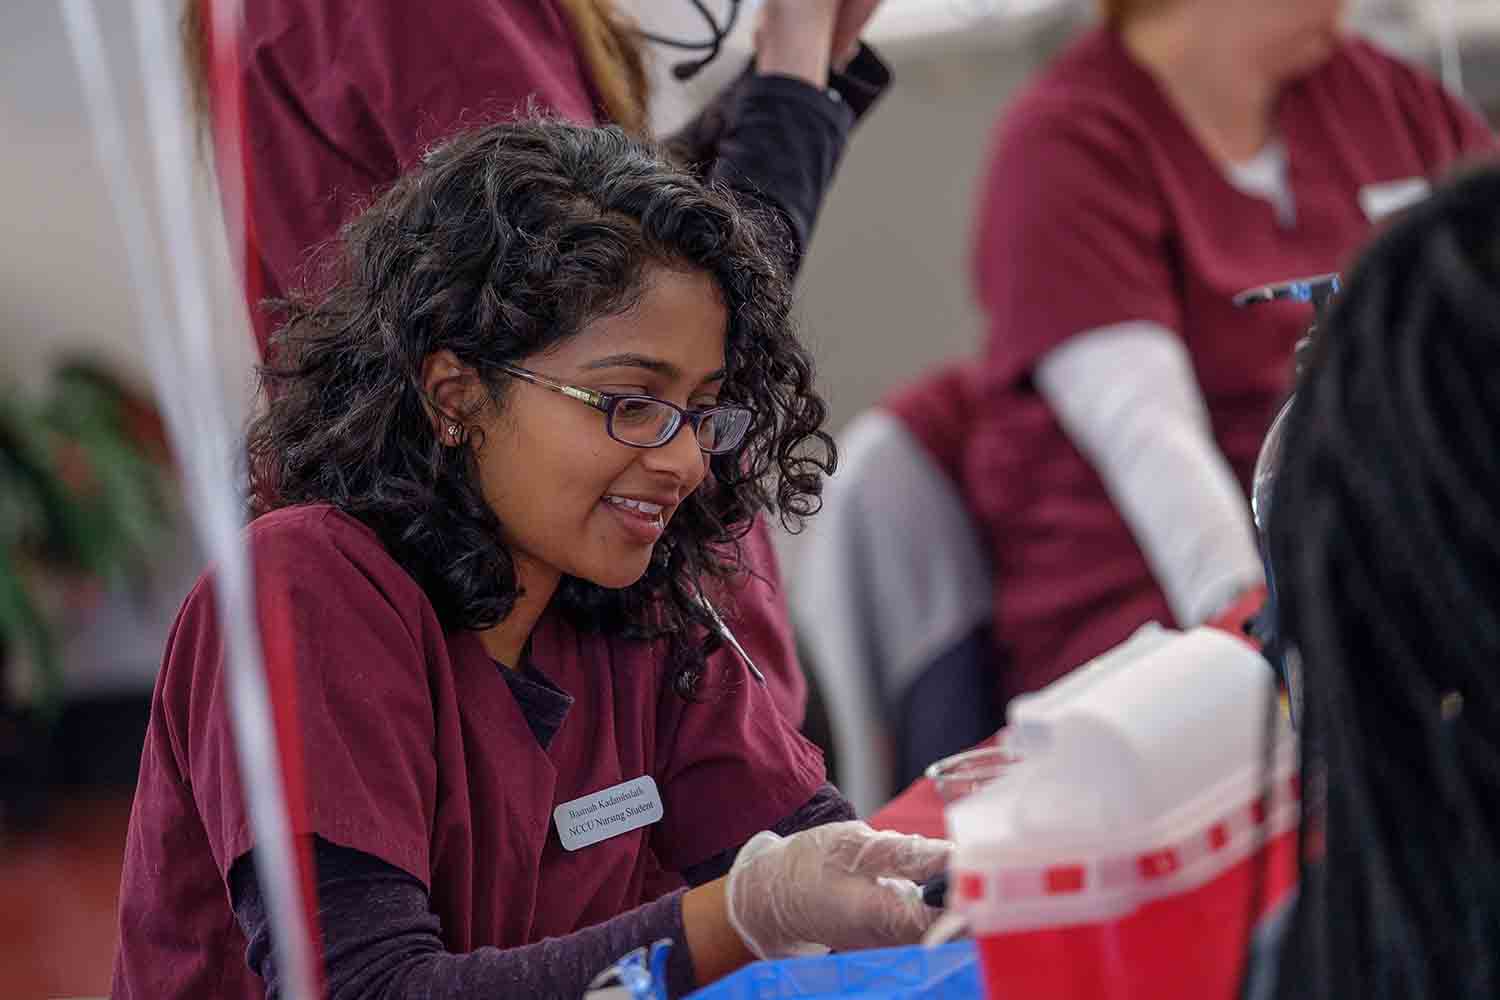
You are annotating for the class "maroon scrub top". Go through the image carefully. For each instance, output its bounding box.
[238,0,603,351]
[110,506,827,999]
[966,29,1495,703]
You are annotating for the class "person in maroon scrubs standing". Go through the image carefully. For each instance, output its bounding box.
[179,0,891,727]
[111,120,951,999]
[963,0,1495,706]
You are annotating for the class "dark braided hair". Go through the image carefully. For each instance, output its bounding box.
[1266,164,1500,997]
[246,118,834,694]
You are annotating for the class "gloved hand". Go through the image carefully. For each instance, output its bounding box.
[724,820,953,959]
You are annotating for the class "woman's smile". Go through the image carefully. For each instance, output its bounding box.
[600,493,672,544]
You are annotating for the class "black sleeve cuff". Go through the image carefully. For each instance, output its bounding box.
[829,42,892,122]
[739,70,858,137]
[744,41,891,126]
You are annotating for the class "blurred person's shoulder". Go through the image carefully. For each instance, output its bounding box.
[989,27,1165,177]
[1302,37,1495,161]
[996,26,1170,162]
[1313,35,1442,97]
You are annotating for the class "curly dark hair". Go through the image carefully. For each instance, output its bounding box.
[1266,164,1500,999]
[246,118,835,693]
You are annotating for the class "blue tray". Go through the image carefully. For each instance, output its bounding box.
[685,941,982,1000]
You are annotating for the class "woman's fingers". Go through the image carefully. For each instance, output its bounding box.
[823,823,953,881]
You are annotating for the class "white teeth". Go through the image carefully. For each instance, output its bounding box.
[604,495,664,516]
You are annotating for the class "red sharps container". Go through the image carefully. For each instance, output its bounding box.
[947,625,1299,1000]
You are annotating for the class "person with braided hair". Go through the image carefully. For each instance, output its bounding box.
[1260,163,1500,998]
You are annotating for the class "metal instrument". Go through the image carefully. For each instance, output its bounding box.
[698,593,768,686]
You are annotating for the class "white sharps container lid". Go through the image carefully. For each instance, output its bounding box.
[947,625,1297,933]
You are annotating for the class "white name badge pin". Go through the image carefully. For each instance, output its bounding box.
[1360,177,1430,223]
[554,775,664,852]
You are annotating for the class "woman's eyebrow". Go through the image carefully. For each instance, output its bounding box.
[580,353,678,378]
[581,354,726,385]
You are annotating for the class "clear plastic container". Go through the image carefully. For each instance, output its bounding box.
[924,742,1019,806]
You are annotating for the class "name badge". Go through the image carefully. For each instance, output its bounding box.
[554,776,664,852]
[1359,177,1430,223]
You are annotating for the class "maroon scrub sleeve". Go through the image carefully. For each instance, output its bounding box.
[185,508,439,889]
[972,102,1184,388]
[1374,47,1497,163]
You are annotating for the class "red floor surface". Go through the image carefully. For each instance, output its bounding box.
[0,793,133,1000]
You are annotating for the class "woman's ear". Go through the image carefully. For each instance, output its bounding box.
[420,349,482,445]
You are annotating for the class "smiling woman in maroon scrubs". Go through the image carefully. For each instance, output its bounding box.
[963,0,1496,707]
[179,0,893,736]
[109,120,950,999]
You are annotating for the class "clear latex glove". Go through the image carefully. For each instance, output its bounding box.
[725,820,953,959]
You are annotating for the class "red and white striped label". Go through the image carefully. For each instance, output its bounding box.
[954,772,1299,912]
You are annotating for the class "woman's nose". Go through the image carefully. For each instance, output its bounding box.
[641,418,709,489]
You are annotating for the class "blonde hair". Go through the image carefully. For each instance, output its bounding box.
[557,0,651,136]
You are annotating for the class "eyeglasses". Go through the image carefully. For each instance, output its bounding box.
[499,364,754,454]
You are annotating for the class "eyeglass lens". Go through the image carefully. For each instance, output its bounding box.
[607,398,750,453]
